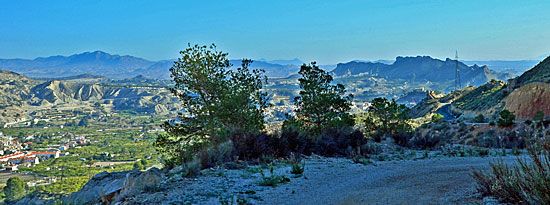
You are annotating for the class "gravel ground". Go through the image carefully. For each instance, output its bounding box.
[121,155,521,205]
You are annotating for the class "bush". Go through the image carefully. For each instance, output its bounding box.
[133,162,144,171]
[198,141,234,169]
[497,109,515,127]
[431,113,444,122]
[410,134,443,149]
[472,145,550,204]
[474,114,486,123]
[288,153,305,175]
[3,177,25,203]
[258,165,290,187]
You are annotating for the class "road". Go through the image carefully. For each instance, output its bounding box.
[260,156,520,205]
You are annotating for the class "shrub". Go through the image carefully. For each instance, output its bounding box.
[288,153,305,175]
[3,177,25,203]
[497,109,515,127]
[474,114,486,123]
[410,134,443,149]
[198,141,234,169]
[133,162,144,171]
[258,165,290,187]
[489,121,496,126]
[472,145,550,204]
[231,131,287,161]
[431,113,444,122]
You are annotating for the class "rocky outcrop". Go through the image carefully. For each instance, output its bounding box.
[504,82,550,120]
[64,168,162,204]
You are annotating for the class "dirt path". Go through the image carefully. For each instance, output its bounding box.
[258,156,520,205]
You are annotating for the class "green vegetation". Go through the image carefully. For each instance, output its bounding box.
[473,114,486,123]
[534,110,545,121]
[497,109,515,127]
[156,44,269,167]
[431,113,443,122]
[363,98,411,145]
[258,165,290,187]
[289,62,354,133]
[473,144,550,204]
[3,177,25,203]
[452,80,507,111]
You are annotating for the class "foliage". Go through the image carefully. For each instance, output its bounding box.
[197,141,234,169]
[474,114,486,123]
[133,161,144,171]
[472,143,550,204]
[156,44,269,166]
[231,131,287,161]
[363,98,412,146]
[497,109,515,127]
[3,177,25,203]
[534,110,545,121]
[431,113,443,122]
[258,165,290,187]
[289,153,305,175]
[290,62,354,133]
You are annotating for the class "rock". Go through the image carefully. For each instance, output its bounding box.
[64,171,130,204]
[115,168,163,201]
[168,165,184,176]
[94,171,110,180]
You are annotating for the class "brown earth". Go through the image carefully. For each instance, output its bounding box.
[504,82,550,120]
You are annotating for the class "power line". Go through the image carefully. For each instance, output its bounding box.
[455,50,461,90]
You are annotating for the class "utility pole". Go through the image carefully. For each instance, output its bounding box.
[455,50,461,90]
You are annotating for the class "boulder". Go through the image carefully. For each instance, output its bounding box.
[64,168,163,204]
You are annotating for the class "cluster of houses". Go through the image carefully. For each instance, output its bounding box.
[0,150,62,171]
[0,133,91,171]
[0,133,23,156]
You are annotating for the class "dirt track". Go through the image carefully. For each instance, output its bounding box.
[259,156,520,205]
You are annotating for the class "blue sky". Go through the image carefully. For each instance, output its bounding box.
[1,0,549,64]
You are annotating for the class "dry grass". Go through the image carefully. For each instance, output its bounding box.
[472,140,550,204]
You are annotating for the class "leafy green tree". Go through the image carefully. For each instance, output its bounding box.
[290,62,354,133]
[133,162,144,171]
[497,109,515,127]
[364,98,411,144]
[155,44,269,166]
[4,177,25,203]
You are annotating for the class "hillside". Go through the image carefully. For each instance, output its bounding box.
[0,70,178,126]
[411,56,550,120]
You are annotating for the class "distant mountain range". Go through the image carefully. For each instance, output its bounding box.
[0,51,534,84]
[0,51,304,80]
[331,56,514,88]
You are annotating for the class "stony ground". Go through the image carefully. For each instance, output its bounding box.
[120,155,521,205]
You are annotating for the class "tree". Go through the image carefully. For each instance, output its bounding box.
[133,162,144,171]
[497,109,515,127]
[290,62,354,133]
[364,98,411,145]
[4,177,25,203]
[140,159,148,168]
[155,44,269,166]
[432,113,444,122]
